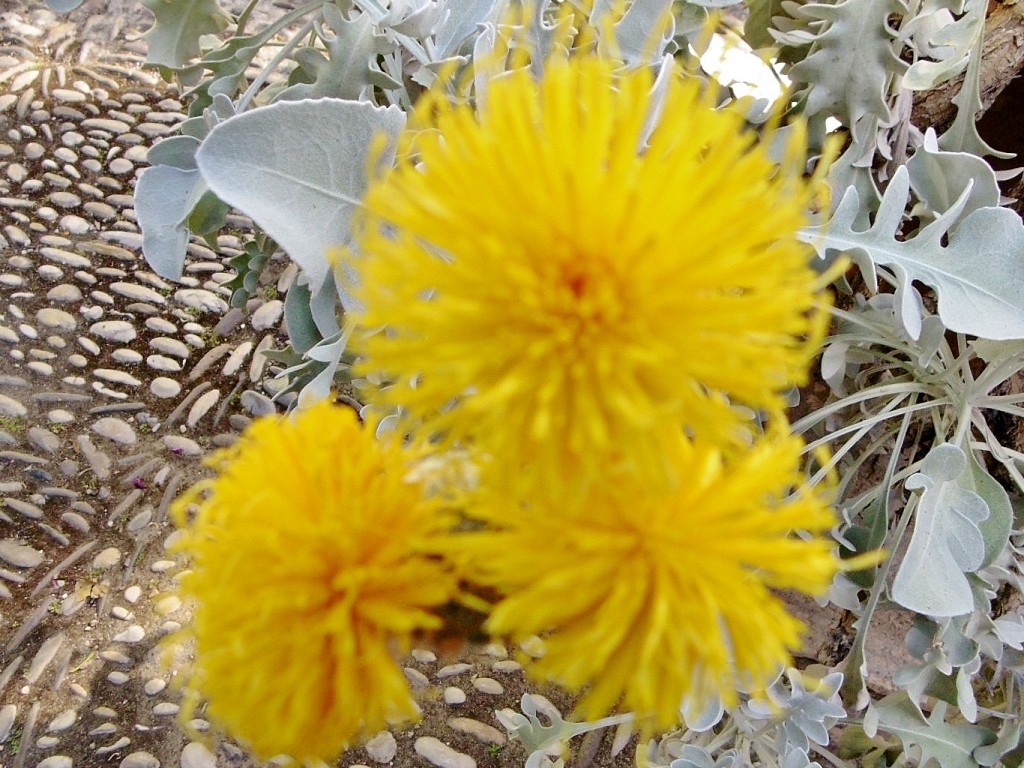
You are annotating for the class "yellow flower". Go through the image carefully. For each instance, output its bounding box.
[170,402,458,763]
[351,56,828,496]
[456,431,839,731]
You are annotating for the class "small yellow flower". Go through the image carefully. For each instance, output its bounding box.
[170,402,458,763]
[352,55,827,496]
[456,431,839,731]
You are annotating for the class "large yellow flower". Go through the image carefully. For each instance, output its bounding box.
[456,431,839,731]
[352,56,827,496]
[170,402,458,763]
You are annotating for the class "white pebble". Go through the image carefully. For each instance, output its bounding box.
[88,320,135,343]
[471,676,504,695]
[414,737,476,768]
[443,686,466,705]
[60,215,91,234]
[149,377,181,399]
[92,547,121,569]
[250,299,283,331]
[437,663,472,679]
[46,708,78,732]
[111,348,143,364]
[112,624,145,643]
[180,742,216,768]
[119,752,160,768]
[47,409,74,423]
[365,731,397,763]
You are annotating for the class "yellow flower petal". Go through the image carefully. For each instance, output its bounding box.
[456,432,839,731]
[170,402,458,763]
[352,55,828,497]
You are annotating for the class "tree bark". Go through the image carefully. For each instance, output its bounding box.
[911,1,1024,130]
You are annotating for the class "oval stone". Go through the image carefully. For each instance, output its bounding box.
[89,320,136,343]
[36,307,77,331]
[0,539,44,568]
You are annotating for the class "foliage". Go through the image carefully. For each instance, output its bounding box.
[195,97,405,304]
[495,693,634,766]
[47,0,1024,766]
[644,669,846,768]
[801,163,1024,341]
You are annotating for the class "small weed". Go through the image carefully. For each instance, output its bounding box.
[487,744,504,757]
[47,597,62,615]
[0,415,25,436]
[78,471,98,493]
[49,422,68,434]
[69,649,97,674]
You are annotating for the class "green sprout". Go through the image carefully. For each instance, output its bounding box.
[0,415,25,436]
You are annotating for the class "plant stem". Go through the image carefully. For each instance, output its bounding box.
[840,408,919,706]
[237,3,324,112]
[809,742,851,768]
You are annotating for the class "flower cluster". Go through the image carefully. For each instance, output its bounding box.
[173,51,842,765]
[349,54,841,734]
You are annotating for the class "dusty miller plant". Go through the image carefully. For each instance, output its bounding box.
[49,0,1024,765]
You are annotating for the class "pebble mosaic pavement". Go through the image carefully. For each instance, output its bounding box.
[0,4,641,768]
